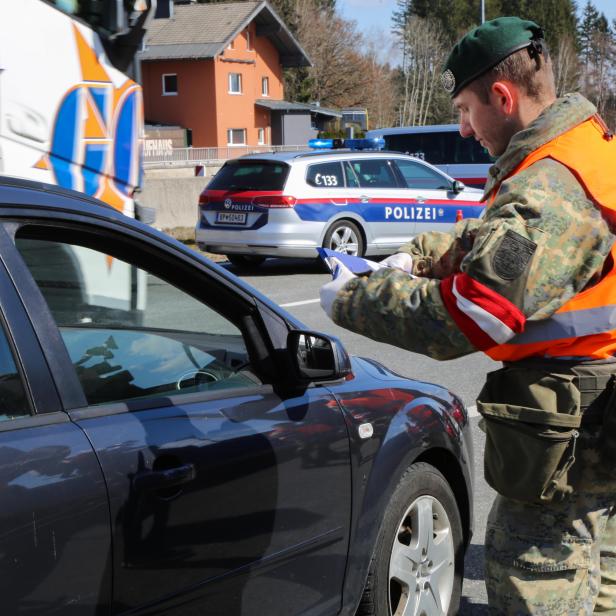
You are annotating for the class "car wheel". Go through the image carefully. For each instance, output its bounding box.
[323,220,364,256]
[356,462,463,616]
[226,255,266,268]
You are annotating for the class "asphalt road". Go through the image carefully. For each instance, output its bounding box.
[222,256,499,614]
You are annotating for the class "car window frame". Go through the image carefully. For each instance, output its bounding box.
[0,222,61,416]
[0,217,283,416]
[391,157,453,191]
[304,161,346,189]
[346,157,403,190]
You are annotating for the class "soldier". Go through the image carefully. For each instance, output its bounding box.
[320,16,616,614]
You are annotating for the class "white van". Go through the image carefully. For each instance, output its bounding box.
[366,124,492,188]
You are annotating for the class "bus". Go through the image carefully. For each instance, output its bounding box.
[0,0,156,219]
[366,124,493,189]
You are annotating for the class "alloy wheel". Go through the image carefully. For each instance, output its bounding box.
[388,495,455,616]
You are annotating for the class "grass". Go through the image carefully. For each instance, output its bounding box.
[161,226,228,263]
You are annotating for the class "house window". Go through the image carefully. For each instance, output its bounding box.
[245,30,252,50]
[162,73,178,96]
[227,129,246,146]
[228,73,242,94]
[261,76,269,97]
[228,38,235,50]
[258,128,266,145]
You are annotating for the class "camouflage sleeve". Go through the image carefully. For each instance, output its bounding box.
[397,217,483,278]
[332,270,476,360]
[332,159,614,360]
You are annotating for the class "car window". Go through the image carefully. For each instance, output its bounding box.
[349,159,398,188]
[343,161,360,187]
[208,161,289,191]
[15,237,256,406]
[394,159,451,190]
[306,162,344,188]
[0,325,29,421]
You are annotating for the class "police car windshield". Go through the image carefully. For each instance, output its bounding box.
[209,161,289,191]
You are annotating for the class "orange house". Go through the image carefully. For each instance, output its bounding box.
[139,1,313,148]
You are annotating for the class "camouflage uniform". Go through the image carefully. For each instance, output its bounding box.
[331,94,616,614]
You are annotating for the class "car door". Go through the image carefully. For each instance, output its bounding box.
[392,157,473,234]
[6,218,352,616]
[343,157,417,251]
[0,232,111,616]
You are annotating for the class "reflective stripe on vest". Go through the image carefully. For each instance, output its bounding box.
[484,115,616,361]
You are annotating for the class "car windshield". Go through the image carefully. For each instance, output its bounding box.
[208,161,290,191]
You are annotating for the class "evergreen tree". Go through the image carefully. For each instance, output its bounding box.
[579,0,601,64]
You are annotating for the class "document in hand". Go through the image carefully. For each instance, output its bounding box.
[317,248,381,277]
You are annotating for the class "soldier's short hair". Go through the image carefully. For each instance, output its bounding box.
[470,45,556,104]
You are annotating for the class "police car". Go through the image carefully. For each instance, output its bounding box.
[196,138,485,267]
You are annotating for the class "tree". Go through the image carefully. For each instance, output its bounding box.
[396,15,450,126]
[553,34,581,96]
[361,40,398,129]
[289,0,373,107]
[577,3,615,118]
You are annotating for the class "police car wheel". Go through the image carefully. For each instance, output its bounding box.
[226,255,266,268]
[356,462,463,616]
[324,220,364,256]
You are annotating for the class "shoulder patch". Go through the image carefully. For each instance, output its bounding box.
[492,230,537,280]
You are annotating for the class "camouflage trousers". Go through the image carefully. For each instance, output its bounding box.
[485,427,616,615]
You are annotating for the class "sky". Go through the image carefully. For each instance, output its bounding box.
[338,0,616,55]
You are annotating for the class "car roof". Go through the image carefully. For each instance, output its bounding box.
[233,149,433,164]
[0,175,308,328]
[0,175,124,220]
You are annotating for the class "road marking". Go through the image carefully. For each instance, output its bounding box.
[280,298,320,308]
[468,404,478,417]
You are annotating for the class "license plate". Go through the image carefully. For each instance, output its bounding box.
[216,212,247,225]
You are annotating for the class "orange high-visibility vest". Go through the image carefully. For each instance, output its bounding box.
[485,115,616,361]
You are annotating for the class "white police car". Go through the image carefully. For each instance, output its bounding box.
[196,138,485,267]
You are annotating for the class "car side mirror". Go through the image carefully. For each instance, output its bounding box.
[287,330,352,382]
[452,180,465,194]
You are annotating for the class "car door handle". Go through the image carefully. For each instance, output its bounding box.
[359,195,370,203]
[416,196,425,203]
[330,198,348,206]
[134,463,196,492]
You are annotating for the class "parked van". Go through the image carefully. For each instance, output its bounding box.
[366,124,492,188]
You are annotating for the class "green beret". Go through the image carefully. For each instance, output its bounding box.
[442,16,544,97]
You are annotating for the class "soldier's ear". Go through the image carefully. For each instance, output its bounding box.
[490,81,516,117]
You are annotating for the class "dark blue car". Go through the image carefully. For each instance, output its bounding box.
[0,177,473,616]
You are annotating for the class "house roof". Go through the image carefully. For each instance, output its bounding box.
[255,99,341,118]
[139,1,310,67]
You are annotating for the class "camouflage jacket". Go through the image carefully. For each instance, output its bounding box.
[332,93,615,360]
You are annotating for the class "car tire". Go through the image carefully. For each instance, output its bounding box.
[323,220,365,256]
[226,255,266,268]
[356,462,464,616]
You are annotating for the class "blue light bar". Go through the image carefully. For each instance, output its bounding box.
[308,137,385,151]
[308,138,334,149]
[345,138,385,150]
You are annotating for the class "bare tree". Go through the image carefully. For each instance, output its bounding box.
[552,34,580,96]
[397,15,448,126]
[292,0,372,108]
[361,35,398,129]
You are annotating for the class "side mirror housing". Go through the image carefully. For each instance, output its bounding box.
[287,330,352,382]
[452,180,465,194]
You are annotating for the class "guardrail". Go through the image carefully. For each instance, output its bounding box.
[143,145,306,168]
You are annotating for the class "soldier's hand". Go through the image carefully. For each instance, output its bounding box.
[320,258,356,319]
[379,252,414,273]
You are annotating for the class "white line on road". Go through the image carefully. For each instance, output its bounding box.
[468,404,478,417]
[280,298,320,308]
